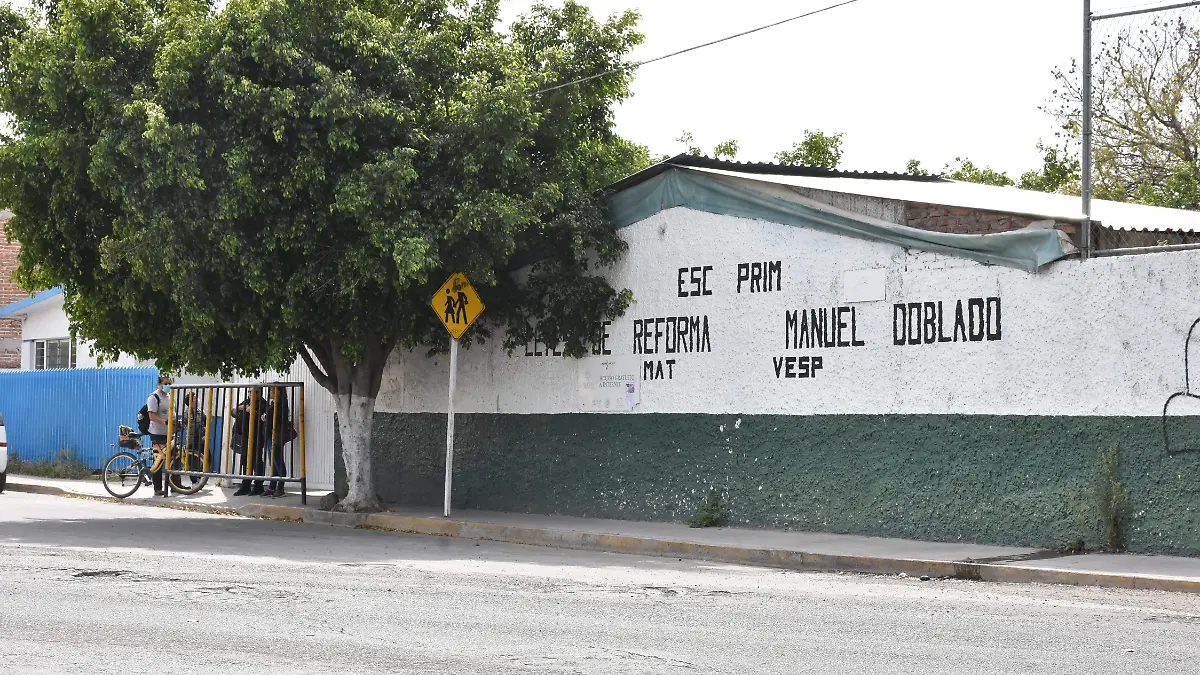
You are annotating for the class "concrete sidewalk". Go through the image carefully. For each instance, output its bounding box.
[6,473,331,511]
[6,475,1200,594]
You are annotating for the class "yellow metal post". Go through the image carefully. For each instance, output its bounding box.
[298,385,306,481]
[247,388,258,477]
[203,388,214,474]
[269,386,280,485]
[182,392,192,467]
[224,387,235,475]
[164,388,176,496]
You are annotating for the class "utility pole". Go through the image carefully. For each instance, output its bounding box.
[1081,0,1093,261]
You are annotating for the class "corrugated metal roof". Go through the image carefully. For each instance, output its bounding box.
[664,153,948,182]
[607,167,1073,271]
[603,153,941,196]
[606,156,1200,233]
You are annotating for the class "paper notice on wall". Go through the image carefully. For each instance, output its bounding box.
[578,357,639,412]
[842,268,886,303]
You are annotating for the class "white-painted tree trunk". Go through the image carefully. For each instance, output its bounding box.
[300,339,391,513]
[334,392,382,512]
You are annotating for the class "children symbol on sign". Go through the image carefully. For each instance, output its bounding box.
[444,287,470,325]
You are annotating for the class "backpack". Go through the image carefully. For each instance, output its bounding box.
[137,393,160,435]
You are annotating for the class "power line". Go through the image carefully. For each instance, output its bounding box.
[1093,1,1200,21]
[534,0,863,95]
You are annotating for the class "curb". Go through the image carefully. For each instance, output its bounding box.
[7,480,1200,594]
[5,482,72,498]
[4,480,244,516]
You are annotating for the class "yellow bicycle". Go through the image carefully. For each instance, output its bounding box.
[101,425,207,498]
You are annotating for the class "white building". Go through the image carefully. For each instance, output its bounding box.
[0,288,148,370]
[362,155,1200,556]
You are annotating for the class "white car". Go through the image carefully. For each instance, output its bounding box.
[0,411,6,493]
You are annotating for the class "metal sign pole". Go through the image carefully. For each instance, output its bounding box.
[431,271,482,518]
[443,336,459,517]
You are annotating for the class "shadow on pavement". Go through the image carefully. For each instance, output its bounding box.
[0,503,722,574]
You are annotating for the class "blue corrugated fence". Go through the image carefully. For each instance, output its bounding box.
[0,367,159,468]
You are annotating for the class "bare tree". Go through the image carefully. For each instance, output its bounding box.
[1049,12,1200,209]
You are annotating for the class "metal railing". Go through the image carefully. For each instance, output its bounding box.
[163,383,308,503]
[1090,222,1200,257]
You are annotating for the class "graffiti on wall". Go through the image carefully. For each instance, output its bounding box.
[1162,317,1200,454]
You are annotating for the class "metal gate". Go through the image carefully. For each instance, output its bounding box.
[163,383,309,503]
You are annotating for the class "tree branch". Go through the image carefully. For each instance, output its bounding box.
[299,344,335,393]
[307,338,337,380]
[329,338,354,397]
[365,337,395,399]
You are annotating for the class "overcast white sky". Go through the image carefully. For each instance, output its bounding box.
[12,0,1161,177]
[502,0,1150,177]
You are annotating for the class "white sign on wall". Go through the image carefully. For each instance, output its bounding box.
[842,268,886,303]
[578,357,639,412]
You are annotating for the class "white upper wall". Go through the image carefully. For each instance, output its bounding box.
[19,293,69,340]
[18,294,149,370]
[378,206,1200,418]
[13,295,289,388]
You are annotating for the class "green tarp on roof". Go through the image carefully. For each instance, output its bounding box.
[605,167,1075,272]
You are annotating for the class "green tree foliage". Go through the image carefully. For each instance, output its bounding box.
[1049,13,1200,208]
[711,139,739,160]
[942,158,1015,187]
[0,0,645,510]
[909,145,1078,193]
[677,131,703,156]
[904,159,930,176]
[675,130,738,159]
[1018,142,1080,194]
[774,130,844,168]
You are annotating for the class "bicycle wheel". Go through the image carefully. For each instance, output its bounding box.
[168,451,208,495]
[102,452,144,499]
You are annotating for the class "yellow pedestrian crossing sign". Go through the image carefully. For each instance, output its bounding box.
[432,272,485,339]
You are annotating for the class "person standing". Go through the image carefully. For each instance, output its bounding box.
[185,392,207,459]
[232,387,268,497]
[145,375,174,497]
[229,393,250,488]
[259,386,291,498]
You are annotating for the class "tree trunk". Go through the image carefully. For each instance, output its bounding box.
[334,390,382,512]
[300,337,392,512]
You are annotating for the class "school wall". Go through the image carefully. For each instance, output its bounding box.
[343,206,1200,555]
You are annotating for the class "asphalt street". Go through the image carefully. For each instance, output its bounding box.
[1,491,1199,674]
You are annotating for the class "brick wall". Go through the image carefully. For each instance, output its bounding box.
[905,202,1080,245]
[0,216,25,368]
[791,189,1082,248]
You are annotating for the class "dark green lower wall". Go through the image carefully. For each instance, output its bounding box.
[336,412,1200,556]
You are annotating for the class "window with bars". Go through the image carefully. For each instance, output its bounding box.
[34,337,76,370]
